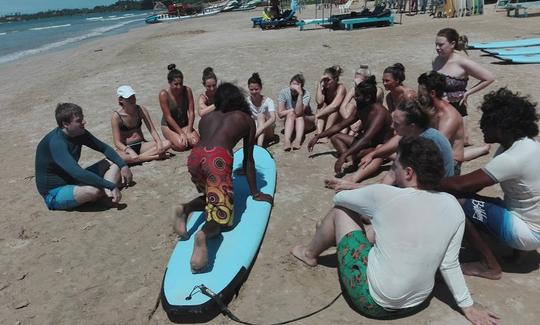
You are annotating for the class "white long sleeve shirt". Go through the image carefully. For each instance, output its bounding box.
[334,184,474,309]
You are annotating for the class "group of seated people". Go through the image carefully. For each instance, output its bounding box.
[34,29,538,324]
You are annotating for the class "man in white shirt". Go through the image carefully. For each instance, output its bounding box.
[440,88,540,280]
[291,137,498,324]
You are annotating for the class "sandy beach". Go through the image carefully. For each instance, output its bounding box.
[1,4,539,324]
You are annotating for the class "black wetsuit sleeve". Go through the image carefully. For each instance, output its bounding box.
[82,131,127,169]
[49,134,117,190]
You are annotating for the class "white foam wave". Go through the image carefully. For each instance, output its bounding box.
[101,13,147,21]
[0,32,6,36]
[86,17,104,21]
[0,19,140,65]
[29,24,71,31]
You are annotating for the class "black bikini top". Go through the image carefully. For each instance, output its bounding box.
[116,105,142,132]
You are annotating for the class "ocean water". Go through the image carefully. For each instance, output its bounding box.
[0,10,151,65]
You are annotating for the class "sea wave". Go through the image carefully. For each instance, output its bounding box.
[85,13,146,22]
[86,17,104,21]
[0,32,6,36]
[29,24,71,31]
[0,19,140,65]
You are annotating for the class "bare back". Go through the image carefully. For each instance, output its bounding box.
[197,110,256,152]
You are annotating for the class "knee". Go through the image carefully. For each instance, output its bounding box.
[286,111,296,119]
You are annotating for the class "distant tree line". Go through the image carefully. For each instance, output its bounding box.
[0,0,156,21]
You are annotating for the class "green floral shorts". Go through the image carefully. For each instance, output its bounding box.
[337,230,417,318]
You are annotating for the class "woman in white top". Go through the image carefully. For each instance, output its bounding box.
[247,72,277,147]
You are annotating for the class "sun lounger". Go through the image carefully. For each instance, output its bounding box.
[296,18,332,31]
[259,10,298,29]
[507,0,540,17]
[340,14,394,30]
[339,0,355,13]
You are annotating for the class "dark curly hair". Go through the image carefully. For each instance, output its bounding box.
[214,82,250,115]
[479,87,539,141]
[397,136,445,190]
[354,75,377,104]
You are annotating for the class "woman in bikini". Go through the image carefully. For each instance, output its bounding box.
[382,63,416,112]
[247,72,277,147]
[159,64,199,152]
[197,67,218,117]
[432,28,495,145]
[314,65,347,143]
[112,85,171,164]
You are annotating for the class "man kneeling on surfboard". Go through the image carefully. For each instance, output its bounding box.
[174,82,273,273]
[291,137,499,324]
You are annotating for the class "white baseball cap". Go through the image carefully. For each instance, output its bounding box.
[117,85,136,98]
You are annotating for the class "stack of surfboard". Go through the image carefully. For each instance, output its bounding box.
[469,37,540,63]
[443,0,484,18]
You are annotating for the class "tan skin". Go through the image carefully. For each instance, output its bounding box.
[418,85,465,163]
[112,95,171,164]
[197,77,217,117]
[308,92,393,174]
[173,108,273,272]
[159,77,199,151]
[315,73,346,143]
[382,72,416,112]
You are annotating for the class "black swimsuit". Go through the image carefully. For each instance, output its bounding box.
[116,105,142,132]
[442,74,469,117]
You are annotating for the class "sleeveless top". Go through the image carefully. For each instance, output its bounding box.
[161,87,189,128]
[443,74,468,103]
[115,105,142,132]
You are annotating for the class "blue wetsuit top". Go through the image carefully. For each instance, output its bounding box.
[35,128,126,197]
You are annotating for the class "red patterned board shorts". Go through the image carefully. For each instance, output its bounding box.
[187,146,234,227]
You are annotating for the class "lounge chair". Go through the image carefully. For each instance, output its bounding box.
[507,0,540,17]
[259,9,298,29]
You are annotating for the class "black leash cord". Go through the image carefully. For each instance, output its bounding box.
[193,284,343,325]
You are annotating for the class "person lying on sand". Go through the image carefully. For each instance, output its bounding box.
[439,88,540,280]
[36,103,132,210]
[112,85,171,164]
[173,83,273,273]
[308,76,393,176]
[292,137,500,324]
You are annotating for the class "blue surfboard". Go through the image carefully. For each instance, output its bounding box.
[482,46,540,56]
[495,53,540,64]
[469,38,540,50]
[161,146,276,322]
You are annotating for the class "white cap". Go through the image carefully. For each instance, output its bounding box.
[117,85,136,98]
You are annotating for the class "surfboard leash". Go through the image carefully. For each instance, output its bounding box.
[189,284,343,325]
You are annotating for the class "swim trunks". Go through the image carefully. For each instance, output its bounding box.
[463,197,540,250]
[337,230,418,318]
[187,146,234,227]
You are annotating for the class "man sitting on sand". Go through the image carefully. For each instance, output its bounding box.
[417,71,489,175]
[173,83,273,273]
[326,100,454,190]
[292,137,499,324]
[35,103,132,210]
[439,88,540,280]
[308,76,393,176]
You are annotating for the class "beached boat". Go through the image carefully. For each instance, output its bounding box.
[145,8,221,24]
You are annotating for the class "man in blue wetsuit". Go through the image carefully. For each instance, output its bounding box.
[35,103,132,210]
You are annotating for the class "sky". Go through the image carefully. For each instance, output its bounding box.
[0,0,120,15]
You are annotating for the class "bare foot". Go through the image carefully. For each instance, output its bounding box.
[480,144,491,156]
[290,245,318,267]
[190,232,209,273]
[284,142,292,152]
[324,178,356,191]
[461,261,502,280]
[173,205,189,240]
[317,137,328,144]
[292,143,302,151]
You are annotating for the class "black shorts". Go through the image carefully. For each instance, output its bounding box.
[450,101,467,117]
